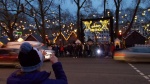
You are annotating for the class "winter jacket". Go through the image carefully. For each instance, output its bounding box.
[7,62,68,84]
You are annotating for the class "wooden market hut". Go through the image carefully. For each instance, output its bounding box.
[0,37,9,45]
[86,38,94,45]
[67,31,77,44]
[0,37,9,47]
[53,33,67,45]
[123,31,146,48]
[25,34,43,43]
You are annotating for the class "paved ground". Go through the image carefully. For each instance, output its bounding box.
[1,57,150,84]
[42,57,149,84]
[43,57,115,84]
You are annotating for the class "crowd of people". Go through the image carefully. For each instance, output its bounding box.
[49,42,118,58]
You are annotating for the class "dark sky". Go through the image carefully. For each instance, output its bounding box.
[60,0,147,16]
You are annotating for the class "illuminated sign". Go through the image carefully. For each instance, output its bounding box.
[91,24,102,32]
[83,20,109,32]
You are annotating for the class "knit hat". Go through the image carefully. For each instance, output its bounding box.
[18,42,43,72]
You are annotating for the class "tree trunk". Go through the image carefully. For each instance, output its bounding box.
[104,0,106,17]
[77,8,81,41]
[39,0,46,43]
[123,0,141,37]
[4,24,15,41]
[115,7,119,38]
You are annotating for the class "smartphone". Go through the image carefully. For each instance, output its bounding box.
[44,50,55,59]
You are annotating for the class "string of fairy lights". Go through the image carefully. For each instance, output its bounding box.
[1,7,150,41]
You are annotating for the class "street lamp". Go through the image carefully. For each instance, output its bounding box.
[119,30,122,35]
[119,30,122,40]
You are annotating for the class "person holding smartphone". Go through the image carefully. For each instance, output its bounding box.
[7,42,68,84]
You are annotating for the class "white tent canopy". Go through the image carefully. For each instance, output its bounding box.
[114,38,120,47]
[75,39,81,44]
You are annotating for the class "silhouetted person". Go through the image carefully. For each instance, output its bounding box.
[7,42,68,84]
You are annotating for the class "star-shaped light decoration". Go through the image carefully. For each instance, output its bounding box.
[83,21,92,29]
[100,20,109,30]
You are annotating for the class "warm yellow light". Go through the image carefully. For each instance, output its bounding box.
[83,21,92,29]
[100,20,109,29]
[134,20,137,22]
[0,42,3,47]
[74,29,77,32]
[17,38,24,42]
[7,38,10,41]
[142,13,145,16]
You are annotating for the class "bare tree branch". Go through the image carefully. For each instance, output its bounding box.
[43,0,53,14]
[74,0,77,4]
[80,0,87,9]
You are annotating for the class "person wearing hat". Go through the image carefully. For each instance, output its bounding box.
[7,42,68,84]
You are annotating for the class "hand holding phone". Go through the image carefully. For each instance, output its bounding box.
[44,50,55,59]
[50,53,58,64]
